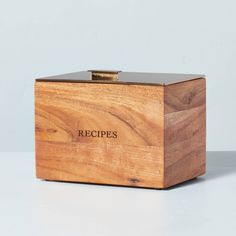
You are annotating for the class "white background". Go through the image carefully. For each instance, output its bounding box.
[1,0,236,151]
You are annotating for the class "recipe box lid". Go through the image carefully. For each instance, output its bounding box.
[36,70,205,86]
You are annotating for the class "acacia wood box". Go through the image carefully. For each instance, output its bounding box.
[35,70,206,189]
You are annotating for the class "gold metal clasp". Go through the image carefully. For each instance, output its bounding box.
[88,70,121,81]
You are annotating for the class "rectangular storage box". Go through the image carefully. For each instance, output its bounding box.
[35,70,206,188]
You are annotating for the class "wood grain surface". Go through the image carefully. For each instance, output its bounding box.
[35,78,206,189]
[164,78,206,188]
[35,82,165,188]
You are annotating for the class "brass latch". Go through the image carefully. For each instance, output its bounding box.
[88,70,121,81]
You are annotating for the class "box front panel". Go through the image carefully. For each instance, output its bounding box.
[35,82,164,188]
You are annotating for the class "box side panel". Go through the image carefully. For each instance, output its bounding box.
[35,82,164,188]
[164,79,206,188]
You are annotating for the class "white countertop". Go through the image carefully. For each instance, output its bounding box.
[0,152,236,236]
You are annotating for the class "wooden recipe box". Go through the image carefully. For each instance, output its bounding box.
[35,70,206,189]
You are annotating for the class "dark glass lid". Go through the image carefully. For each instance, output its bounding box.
[36,70,205,86]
